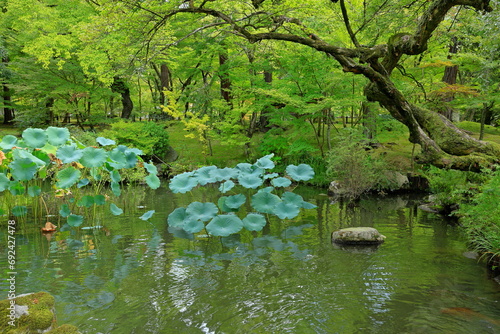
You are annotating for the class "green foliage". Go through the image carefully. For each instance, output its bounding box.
[0,126,160,226]
[100,121,170,158]
[326,128,395,199]
[167,155,317,237]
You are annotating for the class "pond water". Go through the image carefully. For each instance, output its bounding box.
[1,184,500,333]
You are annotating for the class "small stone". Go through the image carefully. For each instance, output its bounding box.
[331,227,386,245]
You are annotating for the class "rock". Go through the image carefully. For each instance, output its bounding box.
[163,145,178,162]
[331,227,386,245]
[0,292,81,334]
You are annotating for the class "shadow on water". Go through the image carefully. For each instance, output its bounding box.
[1,185,500,333]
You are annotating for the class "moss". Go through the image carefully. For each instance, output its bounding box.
[0,292,55,333]
[46,324,81,334]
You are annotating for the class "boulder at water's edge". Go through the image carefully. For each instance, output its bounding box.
[332,227,386,245]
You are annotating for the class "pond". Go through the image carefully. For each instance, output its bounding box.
[1,184,500,333]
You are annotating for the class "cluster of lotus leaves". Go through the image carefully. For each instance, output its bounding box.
[0,127,160,222]
[168,154,317,237]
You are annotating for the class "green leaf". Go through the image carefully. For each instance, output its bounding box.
[144,162,158,174]
[46,127,70,146]
[186,202,218,222]
[206,214,244,237]
[77,195,95,208]
[182,219,205,233]
[22,128,47,148]
[94,195,106,205]
[0,173,10,191]
[219,180,235,193]
[169,172,198,193]
[59,204,71,217]
[110,170,121,183]
[111,182,121,197]
[108,148,128,169]
[0,135,17,150]
[255,154,275,169]
[12,206,27,217]
[96,137,116,146]
[167,207,189,227]
[273,202,300,219]
[56,145,83,164]
[110,203,123,215]
[80,147,108,167]
[27,185,41,197]
[218,196,239,213]
[9,158,38,181]
[12,149,47,168]
[140,210,155,221]
[194,166,217,185]
[210,167,238,181]
[242,213,267,231]
[225,194,246,209]
[271,177,292,187]
[78,178,90,188]
[145,173,161,189]
[286,164,315,181]
[9,181,25,195]
[238,174,263,189]
[56,167,81,189]
[251,191,281,214]
[67,214,84,227]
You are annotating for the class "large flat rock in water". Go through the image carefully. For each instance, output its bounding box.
[332,227,386,245]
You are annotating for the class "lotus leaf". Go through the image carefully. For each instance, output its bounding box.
[46,127,70,146]
[78,195,95,208]
[56,145,83,164]
[186,202,218,222]
[94,195,106,205]
[80,147,107,168]
[182,219,205,233]
[59,204,71,217]
[210,167,238,181]
[67,214,84,227]
[274,202,300,219]
[235,162,253,173]
[140,210,155,221]
[301,201,317,209]
[110,170,121,183]
[263,173,279,180]
[110,203,123,216]
[12,206,27,217]
[28,186,42,197]
[22,128,47,148]
[78,178,90,188]
[0,173,10,191]
[168,226,194,240]
[96,137,116,146]
[218,196,239,213]
[0,135,17,150]
[168,207,189,227]
[257,186,275,193]
[225,194,246,209]
[108,149,128,168]
[145,173,161,189]
[282,192,317,209]
[219,180,235,193]
[169,172,198,193]
[255,154,275,169]
[56,167,81,189]
[195,166,217,185]
[143,162,157,174]
[111,182,121,196]
[32,149,51,164]
[127,147,144,156]
[12,149,47,168]
[242,213,267,231]
[238,174,263,189]
[271,177,292,188]
[206,214,243,237]
[9,158,38,181]
[252,235,285,251]
[124,151,138,168]
[286,164,315,181]
[251,191,281,214]
[9,181,25,195]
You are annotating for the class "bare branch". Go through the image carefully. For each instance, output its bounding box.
[339,0,360,47]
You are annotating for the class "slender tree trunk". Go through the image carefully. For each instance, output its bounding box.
[2,84,14,124]
[441,37,459,120]
[45,97,55,125]
[219,47,232,107]
[111,77,133,119]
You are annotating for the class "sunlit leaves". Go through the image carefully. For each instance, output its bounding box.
[271,177,292,187]
[46,127,70,146]
[22,128,47,148]
[9,158,38,181]
[238,174,263,189]
[80,147,107,167]
[0,135,17,150]
[56,145,83,163]
[242,213,267,231]
[186,202,218,222]
[168,207,189,227]
[96,137,116,146]
[274,202,300,219]
[224,194,246,209]
[169,172,198,193]
[251,191,281,214]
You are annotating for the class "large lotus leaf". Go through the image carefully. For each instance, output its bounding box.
[140,210,155,221]
[126,147,143,156]
[9,181,25,195]
[56,166,81,189]
[59,204,71,217]
[110,203,123,216]
[12,149,47,168]
[12,206,27,217]
[96,137,116,146]
[219,180,235,193]
[77,195,95,208]
[255,154,275,169]
[286,164,315,181]
[238,174,263,189]
[56,145,83,164]
[9,158,38,181]
[251,191,281,214]
[80,147,107,168]
[210,167,238,182]
[194,166,217,185]
[32,150,51,165]
[0,173,10,191]
[143,163,157,175]
[257,186,274,193]
[186,202,218,222]
[145,173,161,189]
[168,207,189,227]
[218,197,238,213]
[108,149,128,169]
[282,192,317,209]
[90,167,102,181]
[242,213,267,231]
[274,202,300,219]
[67,214,84,227]
[78,178,90,188]
[225,194,246,209]
[22,128,47,148]
[169,172,198,193]
[110,170,121,183]
[0,135,17,150]
[111,182,121,197]
[182,219,205,233]
[263,173,279,180]
[301,201,317,209]
[206,214,243,237]
[271,177,292,188]
[125,151,139,168]
[94,195,106,205]
[46,127,70,146]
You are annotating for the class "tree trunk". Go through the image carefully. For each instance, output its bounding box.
[440,37,460,120]
[219,48,232,106]
[2,84,14,124]
[111,77,133,119]
[45,97,55,125]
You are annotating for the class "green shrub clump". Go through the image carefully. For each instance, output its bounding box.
[101,121,170,158]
